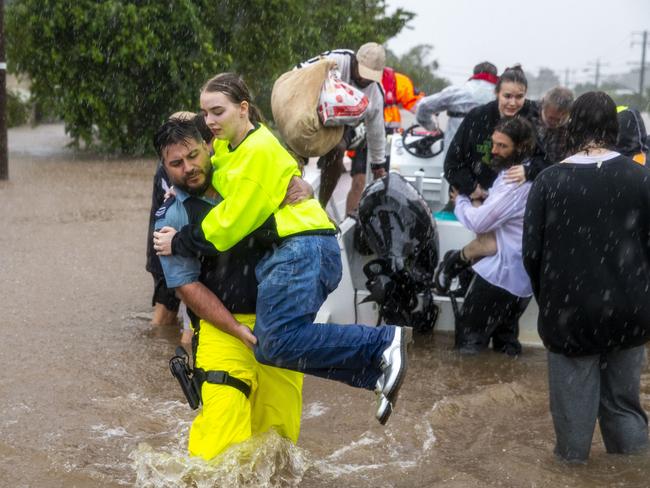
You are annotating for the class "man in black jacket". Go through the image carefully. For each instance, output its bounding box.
[616,105,648,165]
[523,91,650,463]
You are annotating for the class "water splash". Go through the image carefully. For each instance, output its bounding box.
[130,430,310,487]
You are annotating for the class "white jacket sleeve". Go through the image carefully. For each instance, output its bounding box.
[363,83,386,166]
[415,86,466,129]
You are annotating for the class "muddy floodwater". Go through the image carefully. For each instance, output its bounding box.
[2,124,650,487]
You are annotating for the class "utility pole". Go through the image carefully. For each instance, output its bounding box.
[0,2,7,181]
[563,68,576,88]
[586,58,609,88]
[632,30,649,101]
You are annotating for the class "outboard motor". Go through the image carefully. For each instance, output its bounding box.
[356,173,440,332]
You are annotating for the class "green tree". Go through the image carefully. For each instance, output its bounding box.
[573,81,649,111]
[7,0,414,154]
[198,0,415,123]
[7,0,224,154]
[385,45,448,95]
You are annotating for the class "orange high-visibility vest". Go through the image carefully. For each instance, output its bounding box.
[382,68,423,129]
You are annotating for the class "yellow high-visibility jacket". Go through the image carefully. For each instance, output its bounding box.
[202,124,335,252]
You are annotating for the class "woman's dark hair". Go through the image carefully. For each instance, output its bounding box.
[496,64,528,93]
[493,115,536,166]
[473,61,497,76]
[201,72,264,125]
[565,91,618,154]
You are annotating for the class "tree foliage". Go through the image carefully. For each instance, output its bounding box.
[7,0,414,154]
[385,44,448,96]
[573,82,650,112]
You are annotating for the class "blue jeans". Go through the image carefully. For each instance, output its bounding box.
[254,235,395,391]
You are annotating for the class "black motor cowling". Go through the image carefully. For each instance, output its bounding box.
[356,173,440,332]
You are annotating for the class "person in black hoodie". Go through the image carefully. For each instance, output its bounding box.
[616,105,648,165]
[523,91,650,463]
[444,65,540,199]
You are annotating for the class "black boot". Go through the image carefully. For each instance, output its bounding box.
[434,249,471,294]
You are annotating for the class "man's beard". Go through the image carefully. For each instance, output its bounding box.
[489,154,518,171]
[178,166,214,196]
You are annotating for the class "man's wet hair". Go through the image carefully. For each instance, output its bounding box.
[496,64,527,92]
[153,119,204,160]
[493,116,536,167]
[473,61,497,76]
[541,86,574,112]
[566,91,618,154]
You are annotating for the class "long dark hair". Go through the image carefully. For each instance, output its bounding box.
[492,116,536,168]
[201,72,264,125]
[565,91,618,154]
[495,64,528,93]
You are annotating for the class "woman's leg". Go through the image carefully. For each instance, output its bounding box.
[253,235,395,391]
[547,351,600,462]
[598,346,648,454]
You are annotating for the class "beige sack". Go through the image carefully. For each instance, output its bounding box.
[271,58,344,158]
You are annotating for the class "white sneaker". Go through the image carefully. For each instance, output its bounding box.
[375,326,410,422]
[375,393,392,425]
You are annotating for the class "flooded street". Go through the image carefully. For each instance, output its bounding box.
[2,124,650,487]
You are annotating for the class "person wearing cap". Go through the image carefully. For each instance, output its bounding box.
[416,62,498,155]
[299,43,387,214]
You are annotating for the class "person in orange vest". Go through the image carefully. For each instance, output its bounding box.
[382,67,424,133]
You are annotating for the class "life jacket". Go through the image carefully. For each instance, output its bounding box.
[382,69,423,129]
[382,68,400,129]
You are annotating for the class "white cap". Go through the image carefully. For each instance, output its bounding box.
[356,42,386,83]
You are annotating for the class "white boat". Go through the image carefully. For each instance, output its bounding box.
[308,126,542,347]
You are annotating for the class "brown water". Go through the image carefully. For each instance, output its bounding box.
[2,124,650,487]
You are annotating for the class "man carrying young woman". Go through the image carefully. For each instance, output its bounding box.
[154,73,409,429]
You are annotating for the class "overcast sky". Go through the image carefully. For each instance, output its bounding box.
[386,0,650,87]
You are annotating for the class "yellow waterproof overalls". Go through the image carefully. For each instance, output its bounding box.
[189,314,303,460]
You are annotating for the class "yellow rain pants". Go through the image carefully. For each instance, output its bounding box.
[188,314,303,460]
